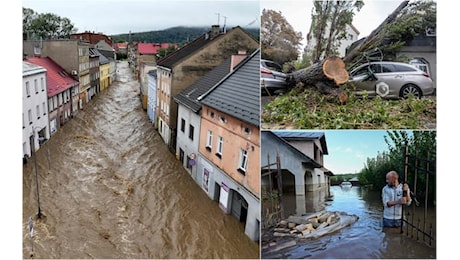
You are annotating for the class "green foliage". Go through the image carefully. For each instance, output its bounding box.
[261,9,303,65]
[23,7,77,40]
[331,173,358,182]
[307,0,364,63]
[359,130,436,204]
[261,88,436,129]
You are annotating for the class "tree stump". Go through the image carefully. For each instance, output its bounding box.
[286,56,349,102]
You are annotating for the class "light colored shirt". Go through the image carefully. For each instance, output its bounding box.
[382,183,411,220]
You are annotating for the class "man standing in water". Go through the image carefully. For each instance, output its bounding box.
[382,170,412,227]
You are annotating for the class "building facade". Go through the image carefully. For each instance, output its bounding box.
[22,61,50,159]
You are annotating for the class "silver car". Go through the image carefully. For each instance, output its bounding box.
[348,61,435,99]
[260,59,287,95]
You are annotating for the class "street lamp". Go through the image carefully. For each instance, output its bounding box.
[31,127,42,219]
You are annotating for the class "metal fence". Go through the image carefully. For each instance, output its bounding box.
[401,142,436,247]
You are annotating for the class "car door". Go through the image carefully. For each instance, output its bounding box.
[376,63,404,97]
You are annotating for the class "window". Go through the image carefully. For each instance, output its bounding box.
[42,102,46,115]
[41,78,45,92]
[237,149,248,175]
[180,118,185,133]
[26,82,30,97]
[28,109,32,124]
[36,105,40,119]
[22,113,25,129]
[34,79,38,94]
[179,148,184,164]
[188,124,194,140]
[206,130,213,151]
[216,136,223,158]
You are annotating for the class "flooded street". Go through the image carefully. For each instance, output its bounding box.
[262,186,436,259]
[22,61,259,259]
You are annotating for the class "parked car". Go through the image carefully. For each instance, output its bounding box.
[348,61,435,99]
[340,181,352,188]
[260,59,287,95]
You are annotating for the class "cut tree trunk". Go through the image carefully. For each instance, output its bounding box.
[286,56,349,103]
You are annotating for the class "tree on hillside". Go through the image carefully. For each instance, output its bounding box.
[261,9,303,66]
[23,7,77,40]
[305,0,364,64]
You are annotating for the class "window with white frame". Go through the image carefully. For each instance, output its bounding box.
[34,79,38,93]
[206,130,213,151]
[180,118,185,133]
[237,148,248,175]
[22,113,25,128]
[28,109,32,124]
[26,82,30,97]
[188,124,194,140]
[36,105,40,119]
[42,102,46,115]
[216,136,223,158]
[41,78,45,92]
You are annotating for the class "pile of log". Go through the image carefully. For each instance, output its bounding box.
[271,211,358,239]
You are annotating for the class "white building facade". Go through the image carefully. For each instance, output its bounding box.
[23,61,51,159]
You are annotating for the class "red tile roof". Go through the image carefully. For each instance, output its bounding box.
[114,43,127,51]
[26,57,79,97]
[137,43,174,55]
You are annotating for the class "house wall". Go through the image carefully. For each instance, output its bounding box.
[199,105,260,196]
[139,63,156,110]
[23,67,50,158]
[165,28,259,148]
[100,63,111,92]
[287,139,325,165]
[261,132,319,196]
[147,73,157,126]
[398,46,437,89]
[157,67,172,145]
[176,104,201,180]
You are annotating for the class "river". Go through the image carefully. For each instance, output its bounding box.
[22,61,259,259]
[262,185,436,259]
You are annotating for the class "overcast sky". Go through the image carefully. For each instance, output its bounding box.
[261,0,404,49]
[22,0,260,35]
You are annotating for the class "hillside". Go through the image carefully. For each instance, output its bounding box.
[110,26,260,45]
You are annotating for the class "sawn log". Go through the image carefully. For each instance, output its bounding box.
[286,56,349,102]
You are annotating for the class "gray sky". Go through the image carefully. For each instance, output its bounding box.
[261,0,404,49]
[22,0,260,35]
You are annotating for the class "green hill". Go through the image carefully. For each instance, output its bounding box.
[110,26,260,45]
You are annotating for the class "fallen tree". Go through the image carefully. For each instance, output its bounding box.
[284,0,410,103]
[286,55,349,103]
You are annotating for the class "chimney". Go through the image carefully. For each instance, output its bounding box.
[230,50,247,71]
[210,25,220,39]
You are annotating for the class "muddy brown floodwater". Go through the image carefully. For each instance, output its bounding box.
[22,61,260,259]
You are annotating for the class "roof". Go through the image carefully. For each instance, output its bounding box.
[137,43,172,55]
[25,57,79,97]
[23,61,46,76]
[157,26,249,69]
[94,48,110,65]
[262,130,322,168]
[199,49,260,126]
[174,57,232,113]
[272,130,328,155]
[89,47,99,58]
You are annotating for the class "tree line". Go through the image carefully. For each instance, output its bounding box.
[359,130,436,205]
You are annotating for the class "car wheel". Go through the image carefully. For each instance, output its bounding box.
[400,84,422,99]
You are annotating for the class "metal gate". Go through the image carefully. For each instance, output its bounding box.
[261,153,284,228]
[401,141,436,247]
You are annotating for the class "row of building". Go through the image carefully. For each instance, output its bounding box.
[22,25,338,242]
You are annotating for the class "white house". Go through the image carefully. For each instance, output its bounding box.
[23,61,51,160]
[306,23,360,58]
[147,70,157,126]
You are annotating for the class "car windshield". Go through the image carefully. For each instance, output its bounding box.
[262,61,283,72]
